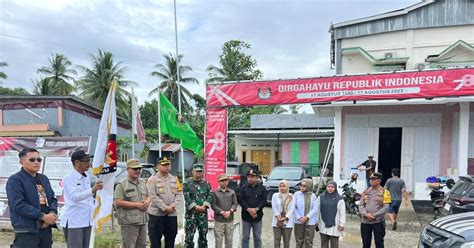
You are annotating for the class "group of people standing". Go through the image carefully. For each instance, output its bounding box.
[6,147,408,248]
[271,178,346,248]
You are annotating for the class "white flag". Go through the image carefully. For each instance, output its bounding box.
[91,80,118,237]
[131,88,146,143]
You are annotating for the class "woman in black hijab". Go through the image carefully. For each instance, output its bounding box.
[318,181,346,248]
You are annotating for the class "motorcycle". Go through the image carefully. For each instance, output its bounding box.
[341,173,361,217]
[427,176,455,219]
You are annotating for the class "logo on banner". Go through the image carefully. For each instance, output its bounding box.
[208,132,225,155]
[454,74,474,90]
[258,87,272,99]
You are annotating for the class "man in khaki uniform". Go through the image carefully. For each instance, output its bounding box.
[114,159,150,248]
[359,172,391,248]
[147,156,182,248]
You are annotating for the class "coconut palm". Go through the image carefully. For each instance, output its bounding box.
[0,62,7,82]
[76,49,136,117]
[37,54,76,95]
[149,53,198,115]
[33,78,59,95]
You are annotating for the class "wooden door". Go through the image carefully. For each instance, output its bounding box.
[251,150,271,175]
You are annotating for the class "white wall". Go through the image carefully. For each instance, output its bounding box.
[343,112,441,191]
[340,25,474,74]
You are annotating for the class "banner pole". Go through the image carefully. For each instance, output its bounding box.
[131,87,136,158]
[158,89,162,158]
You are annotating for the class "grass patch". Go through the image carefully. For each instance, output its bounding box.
[94,231,122,248]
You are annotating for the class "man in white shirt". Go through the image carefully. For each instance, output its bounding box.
[60,150,103,248]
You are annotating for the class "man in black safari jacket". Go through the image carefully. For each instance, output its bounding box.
[237,169,268,248]
[6,148,58,248]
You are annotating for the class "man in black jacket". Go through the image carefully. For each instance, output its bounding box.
[6,148,58,248]
[237,169,268,248]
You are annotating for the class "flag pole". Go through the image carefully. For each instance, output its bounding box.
[173,0,185,184]
[174,0,187,235]
[158,88,162,158]
[131,87,136,158]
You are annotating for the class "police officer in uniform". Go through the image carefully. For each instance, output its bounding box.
[114,159,150,248]
[183,164,212,248]
[147,156,183,248]
[359,172,391,248]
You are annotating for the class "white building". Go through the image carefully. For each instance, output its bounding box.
[315,0,474,198]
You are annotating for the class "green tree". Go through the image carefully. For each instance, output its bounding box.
[206,40,262,83]
[32,78,58,95]
[289,104,302,114]
[139,99,159,129]
[0,62,7,82]
[37,53,77,95]
[76,49,136,117]
[206,40,283,129]
[0,86,30,95]
[149,54,198,116]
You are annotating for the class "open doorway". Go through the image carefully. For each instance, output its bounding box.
[378,128,402,186]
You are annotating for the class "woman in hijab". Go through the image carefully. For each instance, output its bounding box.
[271,180,295,248]
[293,178,318,248]
[318,181,346,248]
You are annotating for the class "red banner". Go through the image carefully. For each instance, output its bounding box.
[207,68,474,107]
[205,108,227,190]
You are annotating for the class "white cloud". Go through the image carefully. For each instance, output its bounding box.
[1,0,418,105]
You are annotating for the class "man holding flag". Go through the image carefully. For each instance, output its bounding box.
[61,150,103,248]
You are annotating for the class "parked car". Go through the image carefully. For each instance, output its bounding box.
[263,166,310,204]
[443,176,474,215]
[226,161,241,190]
[418,212,474,247]
[86,162,155,188]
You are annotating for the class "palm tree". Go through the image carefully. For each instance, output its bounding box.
[37,54,76,95]
[0,62,7,82]
[149,53,198,115]
[76,49,136,117]
[33,78,58,95]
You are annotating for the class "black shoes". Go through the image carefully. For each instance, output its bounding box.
[392,222,397,231]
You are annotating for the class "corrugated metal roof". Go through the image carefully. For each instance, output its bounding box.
[331,0,474,40]
[149,143,181,152]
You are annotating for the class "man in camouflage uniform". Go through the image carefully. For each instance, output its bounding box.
[183,164,212,248]
[114,159,150,248]
[359,172,391,248]
[147,156,183,248]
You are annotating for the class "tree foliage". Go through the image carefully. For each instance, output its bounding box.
[33,78,58,95]
[149,54,198,117]
[76,49,135,118]
[0,86,30,95]
[0,62,7,81]
[37,53,77,95]
[206,40,285,129]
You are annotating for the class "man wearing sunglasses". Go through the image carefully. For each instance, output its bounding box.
[60,150,103,248]
[114,159,150,248]
[6,148,58,248]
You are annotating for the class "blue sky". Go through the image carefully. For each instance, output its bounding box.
[0,0,418,109]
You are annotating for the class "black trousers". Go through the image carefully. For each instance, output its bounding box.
[11,227,52,248]
[361,222,385,248]
[148,214,178,248]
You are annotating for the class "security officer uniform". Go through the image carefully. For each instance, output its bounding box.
[147,156,183,248]
[183,164,212,248]
[114,159,148,248]
[359,172,391,248]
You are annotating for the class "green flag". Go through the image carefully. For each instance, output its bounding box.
[160,93,202,156]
